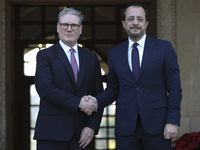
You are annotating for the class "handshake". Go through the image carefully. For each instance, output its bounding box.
[78,95,97,115]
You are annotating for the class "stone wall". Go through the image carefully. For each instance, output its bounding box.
[176,0,200,137]
[158,0,200,139]
[157,0,176,50]
[0,0,6,149]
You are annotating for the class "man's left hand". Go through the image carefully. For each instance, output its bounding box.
[79,127,94,148]
[164,123,178,139]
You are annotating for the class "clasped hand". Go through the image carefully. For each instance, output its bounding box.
[78,95,97,115]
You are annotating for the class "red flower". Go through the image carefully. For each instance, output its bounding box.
[172,132,200,150]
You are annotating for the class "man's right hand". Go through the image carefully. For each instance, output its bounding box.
[87,95,97,109]
[79,96,97,115]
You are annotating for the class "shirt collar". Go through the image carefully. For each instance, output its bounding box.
[128,34,146,49]
[59,40,78,53]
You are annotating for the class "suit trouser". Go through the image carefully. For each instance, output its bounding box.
[36,134,94,150]
[116,115,171,150]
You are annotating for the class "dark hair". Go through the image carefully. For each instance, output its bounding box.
[122,3,149,22]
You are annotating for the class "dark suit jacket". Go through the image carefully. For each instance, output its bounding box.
[96,36,182,136]
[34,42,103,141]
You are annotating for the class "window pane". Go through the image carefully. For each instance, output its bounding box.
[108,139,116,149]
[96,128,107,138]
[93,44,114,57]
[80,25,91,40]
[103,82,107,90]
[103,107,107,115]
[100,62,108,75]
[95,7,115,21]
[30,107,39,128]
[45,24,58,40]
[24,47,39,76]
[95,25,116,39]
[30,84,40,105]
[108,128,115,138]
[24,61,36,76]
[108,116,115,126]
[108,105,116,115]
[46,6,60,21]
[74,6,91,21]
[30,129,36,150]
[21,25,41,40]
[100,116,107,126]
[24,44,53,76]
[95,139,107,149]
[20,7,41,21]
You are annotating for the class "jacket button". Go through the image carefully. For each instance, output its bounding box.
[136,87,139,90]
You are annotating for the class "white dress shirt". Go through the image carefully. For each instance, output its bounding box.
[59,40,80,70]
[128,34,146,71]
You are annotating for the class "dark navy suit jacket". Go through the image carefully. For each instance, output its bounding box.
[96,36,182,136]
[34,42,103,141]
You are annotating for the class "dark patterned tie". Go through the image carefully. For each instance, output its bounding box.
[69,48,78,83]
[132,43,140,80]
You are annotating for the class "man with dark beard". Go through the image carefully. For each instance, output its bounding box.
[84,3,182,150]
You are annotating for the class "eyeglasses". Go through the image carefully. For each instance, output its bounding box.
[59,23,80,31]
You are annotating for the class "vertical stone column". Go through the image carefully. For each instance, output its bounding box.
[157,0,179,140]
[0,0,6,149]
[157,0,176,50]
[176,0,200,137]
[158,0,200,140]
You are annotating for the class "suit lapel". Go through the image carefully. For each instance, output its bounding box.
[54,43,77,87]
[120,40,136,82]
[121,36,155,82]
[138,36,155,80]
[77,47,86,90]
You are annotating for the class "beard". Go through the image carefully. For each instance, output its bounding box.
[126,26,145,41]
